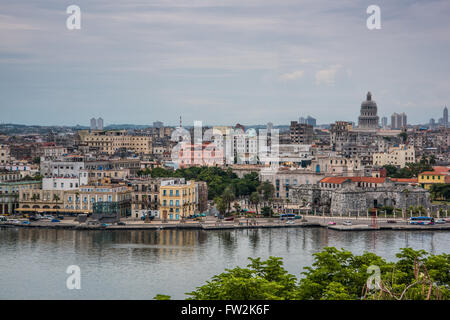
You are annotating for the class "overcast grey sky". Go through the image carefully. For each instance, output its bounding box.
[0,0,449,126]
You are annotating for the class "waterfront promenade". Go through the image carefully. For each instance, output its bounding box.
[1,215,449,231]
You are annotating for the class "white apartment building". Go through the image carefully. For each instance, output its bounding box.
[42,175,88,191]
[40,159,85,177]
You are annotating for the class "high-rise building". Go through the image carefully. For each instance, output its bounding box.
[391,112,407,129]
[299,116,316,127]
[381,116,388,128]
[429,118,436,129]
[97,117,104,130]
[358,92,379,129]
[306,116,316,127]
[444,106,448,128]
[290,121,313,144]
[90,118,97,130]
[153,121,163,128]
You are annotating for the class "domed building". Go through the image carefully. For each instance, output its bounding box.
[358,91,379,129]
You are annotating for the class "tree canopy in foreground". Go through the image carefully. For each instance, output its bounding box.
[155,247,449,300]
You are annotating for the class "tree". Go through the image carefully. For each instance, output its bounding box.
[250,192,260,214]
[222,186,235,215]
[214,196,227,218]
[261,206,273,217]
[257,181,275,213]
[186,257,298,300]
[233,202,241,214]
[398,131,407,144]
[157,248,450,300]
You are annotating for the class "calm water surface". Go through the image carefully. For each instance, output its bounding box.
[0,227,448,299]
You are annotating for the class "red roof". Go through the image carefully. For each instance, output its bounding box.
[391,178,418,183]
[420,171,446,176]
[320,177,351,184]
[432,166,450,174]
[320,177,386,184]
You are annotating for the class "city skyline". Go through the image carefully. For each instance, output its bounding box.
[1,1,449,126]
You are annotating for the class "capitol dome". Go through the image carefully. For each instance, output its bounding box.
[358,91,379,129]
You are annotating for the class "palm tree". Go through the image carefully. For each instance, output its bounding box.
[250,192,260,215]
[31,193,39,215]
[52,193,60,215]
[53,194,60,204]
[233,202,241,215]
[222,186,235,215]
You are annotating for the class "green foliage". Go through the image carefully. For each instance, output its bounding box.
[181,247,450,300]
[137,166,260,200]
[186,257,298,300]
[214,196,227,217]
[430,184,450,201]
[222,186,235,215]
[153,294,171,300]
[383,160,433,179]
[257,181,275,203]
[261,206,273,217]
[250,192,261,214]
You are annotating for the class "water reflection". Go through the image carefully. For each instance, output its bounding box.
[0,227,448,299]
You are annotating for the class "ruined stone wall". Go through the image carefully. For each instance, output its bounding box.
[291,184,430,215]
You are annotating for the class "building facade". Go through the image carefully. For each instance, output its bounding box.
[159,179,198,220]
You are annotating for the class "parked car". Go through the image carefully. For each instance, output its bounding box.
[51,219,60,223]
[57,215,65,220]
[43,215,54,220]
[435,219,446,224]
[22,221,30,225]
[286,220,295,224]
[117,221,126,226]
[328,221,336,225]
[343,221,352,226]
[387,220,397,224]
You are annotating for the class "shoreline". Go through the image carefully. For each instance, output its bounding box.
[1,218,450,232]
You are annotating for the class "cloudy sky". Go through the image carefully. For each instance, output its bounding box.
[0,0,449,126]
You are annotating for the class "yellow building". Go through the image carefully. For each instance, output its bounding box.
[159,179,197,220]
[418,169,450,190]
[64,183,131,214]
[78,130,152,155]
